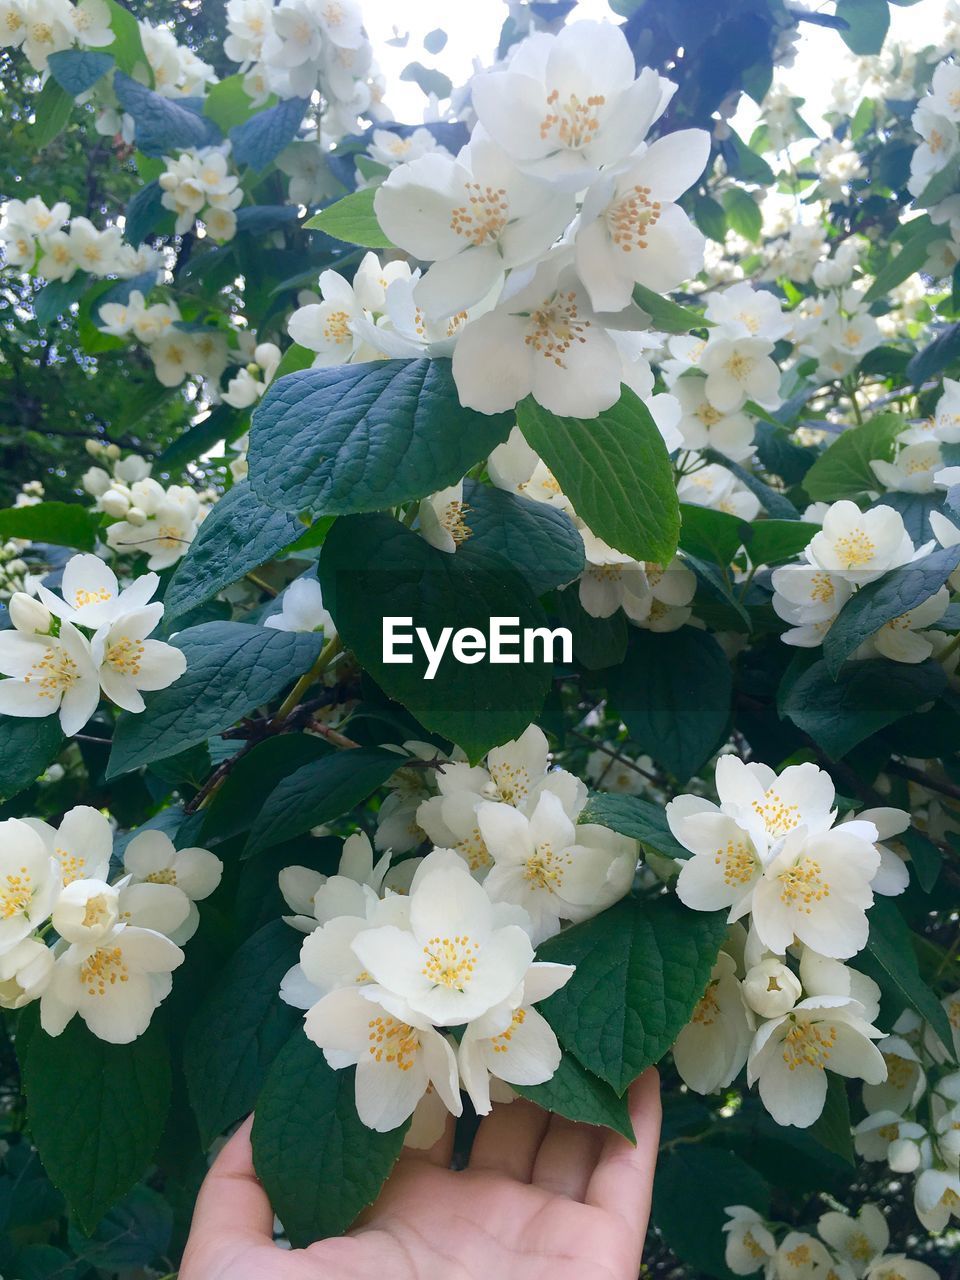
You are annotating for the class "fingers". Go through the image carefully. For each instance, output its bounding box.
[186,1116,276,1246]
[586,1068,661,1251]
[398,1110,456,1168]
[468,1097,551,1181]
[531,1112,606,1200]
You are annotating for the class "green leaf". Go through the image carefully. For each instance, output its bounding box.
[702,450,800,520]
[863,217,949,304]
[400,60,453,99]
[200,734,330,841]
[609,628,732,781]
[164,482,304,620]
[0,502,98,551]
[515,1052,635,1140]
[802,414,905,502]
[230,97,307,170]
[536,896,728,1094]
[836,0,890,54]
[742,519,819,566]
[808,1075,855,1165]
[722,188,762,242]
[552,587,627,670]
[864,897,955,1057]
[653,1146,770,1280]
[631,283,709,334]
[106,622,323,778]
[249,359,513,517]
[578,790,689,860]
[781,657,947,758]
[104,0,149,76]
[517,389,680,564]
[678,503,744,566]
[694,194,727,243]
[47,49,115,95]
[204,74,260,132]
[823,544,960,676]
[31,77,74,148]
[461,479,584,596]
[252,1031,408,1245]
[21,1019,171,1233]
[33,276,88,328]
[303,187,394,247]
[908,322,960,386]
[898,827,941,893]
[245,747,402,857]
[183,921,302,1146]
[156,404,241,472]
[319,514,552,759]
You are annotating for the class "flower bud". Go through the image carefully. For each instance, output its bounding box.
[105,443,121,460]
[100,488,131,518]
[85,438,104,457]
[742,959,802,1018]
[887,1137,921,1173]
[0,938,54,1009]
[126,506,147,527]
[52,879,120,945]
[9,592,52,635]
[82,465,111,497]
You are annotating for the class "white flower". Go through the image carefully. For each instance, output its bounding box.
[574,129,709,311]
[713,757,838,857]
[722,1205,777,1275]
[771,562,852,647]
[374,139,575,320]
[451,256,624,417]
[670,795,764,919]
[0,818,60,952]
[123,829,222,903]
[818,1205,888,1276]
[806,502,916,584]
[862,1035,926,1115]
[771,1232,833,1279]
[699,336,780,414]
[673,951,753,1094]
[742,957,802,1018]
[914,1166,960,1232]
[40,924,184,1044]
[750,825,879,960]
[36,555,160,632]
[367,127,446,169]
[853,1110,927,1163]
[0,937,54,1009]
[8,593,52,636]
[282,894,410,1010]
[798,948,881,1023]
[91,606,187,713]
[672,376,756,461]
[0,622,100,734]
[418,483,472,554]
[303,984,462,1132]
[287,264,380,365]
[472,21,674,187]
[859,586,949,665]
[264,577,336,635]
[459,960,575,1114]
[676,463,760,521]
[350,853,535,1025]
[871,442,944,495]
[23,804,113,886]
[476,791,636,944]
[51,877,120,945]
[705,282,792,343]
[866,1256,939,1280]
[106,500,197,570]
[747,996,886,1127]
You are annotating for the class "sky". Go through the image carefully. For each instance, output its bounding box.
[359,0,947,129]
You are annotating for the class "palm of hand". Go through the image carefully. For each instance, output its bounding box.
[181,1071,660,1280]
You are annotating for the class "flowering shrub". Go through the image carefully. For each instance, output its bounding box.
[0,0,959,1275]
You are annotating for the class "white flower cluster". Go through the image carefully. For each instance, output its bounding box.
[724,1201,938,1280]
[82,446,214,569]
[277,725,640,1136]
[909,61,960,199]
[222,338,282,410]
[159,147,243,243]
[96,291,230,390]
[0,805,221,1043]
[330,20,713,419]
[0,481,44,599]
[669,756,909,1127]
[224,0,378,137]
[0,0,112,73]
[0,553,186,733]
[790,282,884,383]
[854,997,960,1236]
[769,485,956,664]
[0,196,160,280]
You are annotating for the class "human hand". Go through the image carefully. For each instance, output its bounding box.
[180,1067,661,1280]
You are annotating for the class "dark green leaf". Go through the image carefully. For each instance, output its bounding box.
[515,1052,635,1140]
[702,449,800,519]
[250,359,513,517]
[252,1032,408,1245]
[106,622,323,777]
[303,187,394,247]
[0,502,97,551]
[836,0,890,54]
[536,896,728,1094]
[551,587,627,670]
[823,545,960,676]
[164,482,304,620]
[400,61,453,99]
[320,515,552,759]
[899,827,941,893]
[908,323,960,386]
[201,734,330,841]
[609,628,733,781]
[808,1075,855,1165]
[678,504,744,566]
[579,791,689,860]
[47,50,114,95]
[22,1020,171,1233]
[245,747,401,856]
[694,194,727,242]
[802,414,904,502]
[230,97,308,170]
[631,283,709,334]
[865,897,955,1057]
[114,72,221,156]
[184,921,303,1146]
[517,389,680,564]
[863,217,949,304]
[462,479,584,596]
[742,519,819,566]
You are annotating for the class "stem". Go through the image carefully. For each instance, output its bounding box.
[275,634,341,721]
[245,571,278,597]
